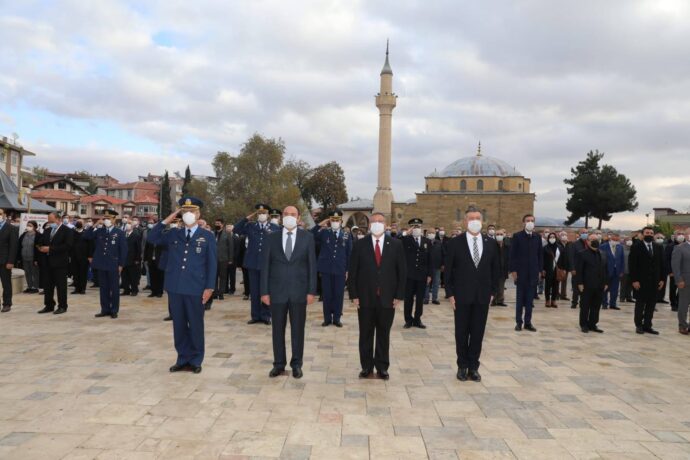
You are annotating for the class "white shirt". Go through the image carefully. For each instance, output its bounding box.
[184,224,199,239]
[371,234,384,256]
[282,227,297,253]
[466,232,483,260]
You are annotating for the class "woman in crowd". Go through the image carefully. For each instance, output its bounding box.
[544,232,566,308]
[17,220,40,293]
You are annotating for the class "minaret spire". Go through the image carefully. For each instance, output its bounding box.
[373,40,397,218]
[477,141,482,157]
[381,39,393,76]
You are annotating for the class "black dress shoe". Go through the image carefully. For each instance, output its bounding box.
[130,292,138,297]
[122,291,131,296]
[191,366,202,374]
[269,367,285,378]
[457,368,468,381]
[432,300,441,305]
[359,369,373,379]
[147,293,157,298]
[581,326,589,333]
[334,321,343,328]
[590,327,603,333]
[469,370,481,382]
[204,305,211,311]
[403,322,413,329]
[1,306,10,313]
[169,364,187,372]
[164,316,172,321]
[37,307,54,314]
[247,319,261,324]
[602,306,608,310]
[242,295,249,300]
[218,294,224,300]
[292,368,303,379]
[322,321,331,327]
[643,328,660,335]
[95,313,110,318]
[415,321,427,329]
[423,300,430,305]
[610,306,620,310]
[70,290,80,294]
[54,308,67,315]
[515,324,522,331]
[636,327,644,334]
[658,299,668,304]
[263,319,271,325]
[524,324,537,332]
[110,313,118,319]
[571,304,577,309]
[377,370,390,380]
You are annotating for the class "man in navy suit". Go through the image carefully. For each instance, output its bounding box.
[83,209,128,318]
[445,207,499,382]
[148,197,217,374]
[235,204,281,325]
[509,214,543,332]
[599,233,624,310]
[261,206,317,379]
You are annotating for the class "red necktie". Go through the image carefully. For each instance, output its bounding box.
[375,239,382,267]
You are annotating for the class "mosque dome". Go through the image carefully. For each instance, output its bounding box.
[430,144,521,178]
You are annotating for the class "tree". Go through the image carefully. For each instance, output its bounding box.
[73,170,99,194]
[303,161,348,220]
[186,178,219,220]
[160,170,172,218]
[564,150,638,229]
[182,165,192,197]
[654,220,674,238]
[282,158,314,205]
[32,166,49,181]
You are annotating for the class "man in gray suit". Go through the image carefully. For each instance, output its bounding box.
[261,206,317,379]
[671,228,690,335]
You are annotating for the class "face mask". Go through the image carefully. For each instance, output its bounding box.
[560,235,568,242]
[103,219,112,228]
[597,234,603,241]
[121,218,128,224]
[643,235,653,243]
[357,234,365,239]
[125,224,133,232]
[496,235,504,242]
[182,212,197,226]
[524,221,535,232]
[62,219,69,225]
[50,222,58,229]
[580,233,588,240]
[75,223,83,230]
[655,238,664,244]
[215,224,222,230]
[625,240,633,246]
[427,233,436,239]
[467,219,482,234]
[85,222,92,228]
[488,229,495,236]
[132,220,139,227]
[610,239,618,245]
[590,240,600,249]
[283,215,298,229]
[370,222,385,236]
[439,231,445,237]
[0,216,5,223]
[331,221,341,230]
[27,226,35,233]
[148,223,154,229]
[548,238,556,244]
[412,228,422,237]
[675,235,685,243]
[270,218,280,225]
[257,213,268,223]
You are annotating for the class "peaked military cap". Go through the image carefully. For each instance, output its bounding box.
[329,209,344,219]
[178,197,204,209]
[408,218,423,226]
[269,208,282,217]
[255,203,270,212]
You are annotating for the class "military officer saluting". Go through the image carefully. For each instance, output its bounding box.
[402,218,433,329]
[312,209,352,327]
[235,204,280,325]
[148,197,217,374]
[269,208,282,227]
[83,209,128,319]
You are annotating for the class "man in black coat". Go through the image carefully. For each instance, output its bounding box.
[121,224,142,296]
[629,226,665,334]
[212,218,233,301]
[0,209,19,312]
[37,212,74,315]
[402,218,432,329]
[260,206,317,379]
[492,228,510,307]
[566,228,589,308]
[348,212,406,380]
[444,207,499,382]
[70,220,92,294]
[574,234,608,333]
[226,224,241,295]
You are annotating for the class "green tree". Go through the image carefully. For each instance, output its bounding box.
[564,150,638,229]
[654,220,674,237]
[160,171,172,218]
[186,178,220,220]
[72,170,99,194]
[303,161,348,220]
[32,166,49,181]
[182,165,192,197]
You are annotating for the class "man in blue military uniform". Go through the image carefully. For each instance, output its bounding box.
[402,218,433,329]
[83,209,128,319]
[235,204,280,325]
[269,208,282,227]
[312,210,352,327]
[148,197,217,374]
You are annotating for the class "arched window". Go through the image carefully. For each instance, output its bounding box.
[518,183,522,190]
[498,180,504,191]
[477,179,484,191]
[460,179,466,191]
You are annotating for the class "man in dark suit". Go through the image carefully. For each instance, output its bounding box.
[226,224,240,295]
[213,218,233,301]
[260,206,317,379]
[574,233,608,333]
[566,228,588,308]
[348,212,407,380]
[445,207,499,382]
[402,218,432,329]
[629,226,665,334]
[491,228,510,307]
[509,214,543,331]
[37,212,74,315]
[0,209,18,312]
[121,223,142,296]
[70,220,91,295]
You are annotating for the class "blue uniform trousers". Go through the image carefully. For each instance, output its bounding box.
[321,272,346,323]
[169,293,205,366]
[516,281,537,325]
[98,269,121,314]
[249,269,271,321]
[603,275,620,308]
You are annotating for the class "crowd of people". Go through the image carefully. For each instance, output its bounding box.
[0,201,688,384]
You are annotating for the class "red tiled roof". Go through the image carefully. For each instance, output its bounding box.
[79,195,128,205]
[105,181,159,191]
[31,190,81,201]
[135,194,159,204]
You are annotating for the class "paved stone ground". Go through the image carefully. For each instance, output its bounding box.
[1,281,690,459]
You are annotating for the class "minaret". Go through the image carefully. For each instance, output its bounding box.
[372,40,397,218]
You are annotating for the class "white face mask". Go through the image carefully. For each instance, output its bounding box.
[125,224,133,232]
[121,218,128,224]
[488,229,495,236]
[496,235,505,242]
[331,221,341,230]
[182,212,197,226]
[655,238,664,244]
[548,238,556,244]
[625,240,633,247]
[270,218,280,225]
[370,222,385,236]
[676,235,686,243]
[560,235,568,242]
[412,227,422,237]
[467,219,482,234]
[103,219,112,228]
[427,233,436,239]
[257,213,268,223]
[439,231,445,237]
[283,215,298,229]
[525,221,535,232]
[132,220,139,227]
[401,231,408,237]
[357,234,365,239]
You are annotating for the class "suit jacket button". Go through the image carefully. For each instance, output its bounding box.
[182,266,185,269]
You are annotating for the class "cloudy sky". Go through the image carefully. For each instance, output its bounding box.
[2,0,689,228]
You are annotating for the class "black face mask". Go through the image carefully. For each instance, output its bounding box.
[75,223,83,229]
[589,240,600,249]
[215,225,222,230]
[643,235,654,243]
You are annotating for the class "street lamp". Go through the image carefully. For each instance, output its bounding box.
[645,212,650,226]
[27,184,33,213]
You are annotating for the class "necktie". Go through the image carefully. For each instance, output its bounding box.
[416,237,420,247]
[285,232,293,260]
[186,229,191,242]
[472,236,480,267]
[375,239,382,267]
[50,227,56,240]
[647,243,652,255]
